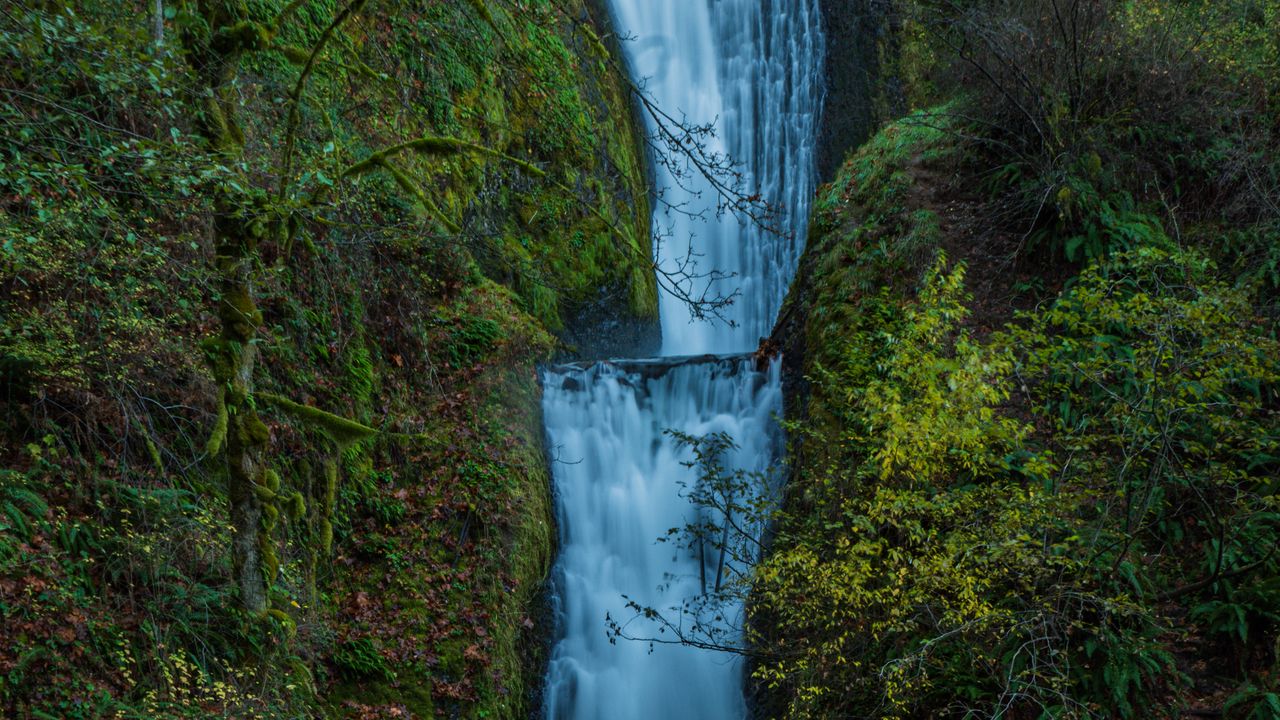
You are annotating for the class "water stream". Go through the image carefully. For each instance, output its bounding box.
[541,1,823,717]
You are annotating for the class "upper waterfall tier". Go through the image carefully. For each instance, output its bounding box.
[611,0,825,355]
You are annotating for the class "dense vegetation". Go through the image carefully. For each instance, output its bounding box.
[4,0,1279,718]
[757,0,1280,717]
[0,1,652,717]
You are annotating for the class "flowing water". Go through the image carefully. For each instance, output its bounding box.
[541,1,823,717]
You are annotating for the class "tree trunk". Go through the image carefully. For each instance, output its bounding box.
[152,0,164,48]
[183,0,275,614]
[214,206,270,614]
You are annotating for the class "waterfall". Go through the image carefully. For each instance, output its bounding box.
[541,0,823,717]
[541,357,782,720]
[614,0,824,355]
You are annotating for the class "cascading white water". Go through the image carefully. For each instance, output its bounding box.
[542,0,823,717]
[542,358,782,720]
[613,0,823,355]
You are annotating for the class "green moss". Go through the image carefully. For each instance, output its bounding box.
[264,608,297,637]
[327,678,434,719]
[322,460,337,512]
[343,334,374,410]
[0,1,653,717]
[206,392,229,456]
[219,286,263,341]
[471,362,556,717]
[402,0,659,334]
[332,637,392,680]
[240,413,271,446]
[140,424,163,472]
[261,503,279,532]
[285,491,306,521]
[262,468,281,492]
[775,107,961,480]
[212,20,273,54]
[200,337,237,385]
[443,315,504,368]
[260,529,279,583]
[318,458,337,556]
[257,392,376,450]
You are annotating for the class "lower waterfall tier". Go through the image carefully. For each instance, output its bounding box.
[542,355,783,720]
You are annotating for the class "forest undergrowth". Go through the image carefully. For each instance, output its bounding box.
[752,1,1280,717]
[0,1,652,717]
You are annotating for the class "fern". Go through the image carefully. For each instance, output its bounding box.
[1,479,49,542]
[1224,684,1280,720]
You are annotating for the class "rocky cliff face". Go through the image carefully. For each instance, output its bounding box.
[813,0,902,182]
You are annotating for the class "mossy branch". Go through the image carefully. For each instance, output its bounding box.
[336,136,548,236]
[341,136,547,179]
[377,158,462,234]
[206,388,229,456]
[575,19,611,61]
[264,607,297,636]
[466,0,497,31]
[131,418,164,472]
[277,0,373,199]
[275,44,312,65]
[256,391,377,449]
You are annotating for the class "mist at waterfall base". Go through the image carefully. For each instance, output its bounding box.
[541,0,823,718]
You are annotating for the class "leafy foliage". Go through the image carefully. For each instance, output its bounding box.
[0,0,649,717]
[760,11,1280,708]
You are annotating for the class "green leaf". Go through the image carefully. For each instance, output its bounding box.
[1065,235,1084,262]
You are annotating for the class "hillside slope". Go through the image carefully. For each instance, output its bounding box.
[760,1,1280,717]
[0,1,651,717]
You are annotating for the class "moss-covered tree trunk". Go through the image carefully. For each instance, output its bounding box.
[187,0,274,614]
[215,207,271,614]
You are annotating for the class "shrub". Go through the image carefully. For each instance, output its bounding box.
[902,0,1279,265]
